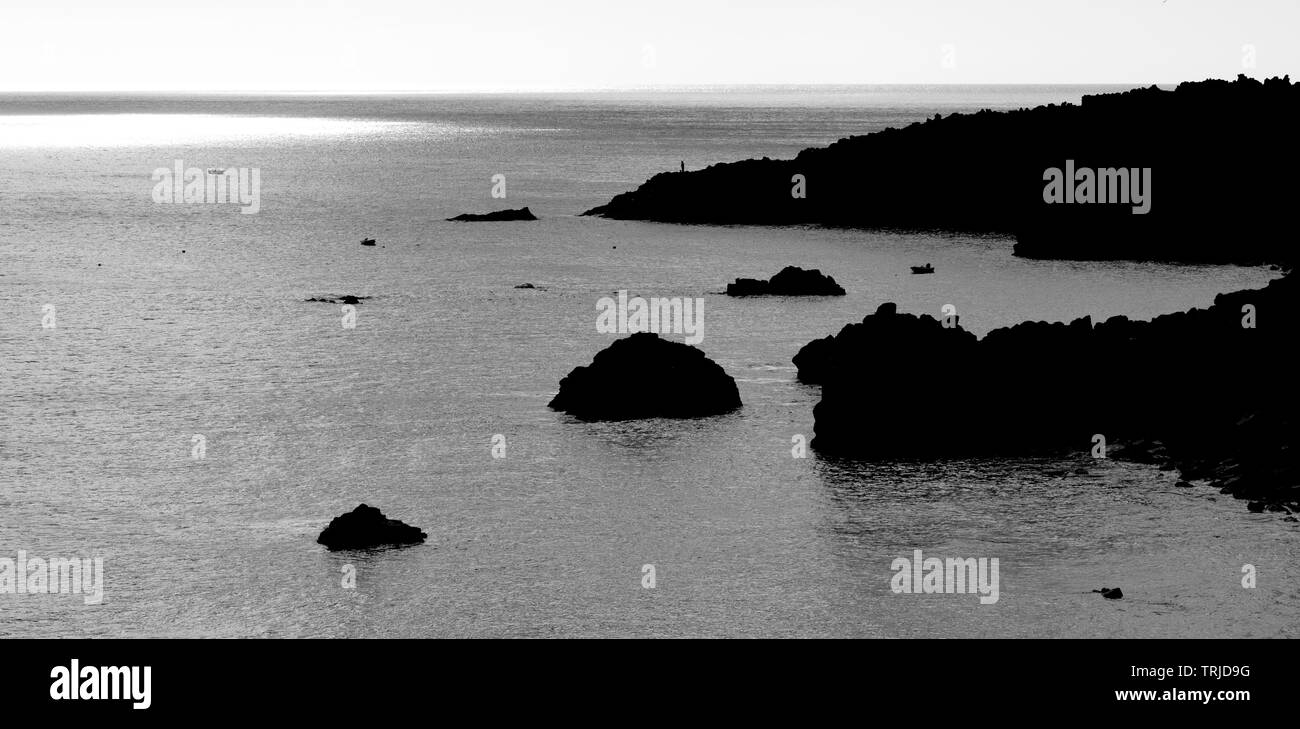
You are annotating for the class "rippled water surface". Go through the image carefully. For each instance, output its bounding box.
[1,87,1293,637]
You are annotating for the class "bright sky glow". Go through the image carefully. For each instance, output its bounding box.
[0,0,1295,91]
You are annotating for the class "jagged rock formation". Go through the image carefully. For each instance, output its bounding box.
[447,207,538,222]
[306,295,368,304]
[726,266,845,296]
[794,274,1300,513]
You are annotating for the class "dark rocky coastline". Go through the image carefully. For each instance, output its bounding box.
[447,207,538,222]
[584,75,1298,266]
[794,274,1299,514]
[726,266,845,296]
[549,333,741,420]
[573,75,1300,516]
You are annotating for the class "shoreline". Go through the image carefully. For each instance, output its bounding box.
[792,272,1298,515]
[584,75,1297,267]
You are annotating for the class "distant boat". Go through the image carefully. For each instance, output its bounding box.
[206,168,226,175]
[910,264,934,274]
[360,238,376,246]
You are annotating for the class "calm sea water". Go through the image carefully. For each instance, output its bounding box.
[1,87,1293,637]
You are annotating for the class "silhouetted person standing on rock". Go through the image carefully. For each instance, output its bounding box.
[680,160,685,172]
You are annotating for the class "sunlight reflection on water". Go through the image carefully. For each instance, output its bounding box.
[0,114,436,148]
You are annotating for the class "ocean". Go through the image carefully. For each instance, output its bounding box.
[1,86,1293,637]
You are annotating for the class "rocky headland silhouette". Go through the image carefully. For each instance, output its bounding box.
[578,76,1300,514]
[794,273,1299,514]
[584,75,1298,266]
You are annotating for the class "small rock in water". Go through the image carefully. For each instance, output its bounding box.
[549,332,741,420]
[1092,587,1124,599]
[305,295,368,305]
[446,207,537,222]
[317,504,427,551]
[514,283,536,289]
[725,266,845,296]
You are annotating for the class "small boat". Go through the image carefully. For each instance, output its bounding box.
[360,238,376,246]
[206,168,227,175]
[910,264,934,274]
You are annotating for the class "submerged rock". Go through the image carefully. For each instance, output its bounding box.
[726,266,845,296]
[317,504,427,551]
[549,332,741,420]
[447,207,538,222]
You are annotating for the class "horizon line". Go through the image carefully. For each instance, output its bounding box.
[0,81,1208,96]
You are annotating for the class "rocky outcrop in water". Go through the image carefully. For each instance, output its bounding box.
[584,76,1299,266]
[317,504,427,550]
[549,332,741,420]
[795,274,1300,513]
[726,266,845,296]
[306,295,368,305]
[447,207,538,222]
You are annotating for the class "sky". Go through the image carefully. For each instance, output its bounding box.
[0,0,1296,91]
